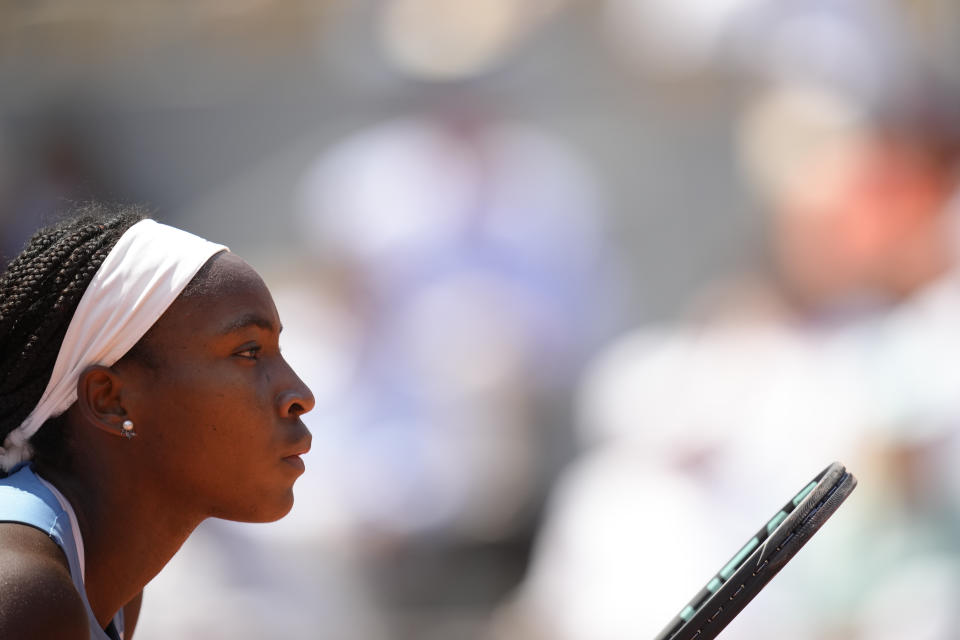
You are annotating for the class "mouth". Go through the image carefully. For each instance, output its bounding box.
[281,429,312,473]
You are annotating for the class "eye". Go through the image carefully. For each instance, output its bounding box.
[234,346,261,360]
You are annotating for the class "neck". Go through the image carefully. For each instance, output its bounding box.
[34,459,204,628]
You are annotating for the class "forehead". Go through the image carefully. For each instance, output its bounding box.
[148,252,279,340]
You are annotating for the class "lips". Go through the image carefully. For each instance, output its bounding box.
[284,444,311,458]
[281,423,312,472]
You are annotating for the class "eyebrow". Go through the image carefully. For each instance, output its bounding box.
[217,313,281,336]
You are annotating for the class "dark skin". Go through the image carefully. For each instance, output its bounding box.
[0,252,315,638]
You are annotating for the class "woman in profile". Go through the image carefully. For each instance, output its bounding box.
[0,203,315,639]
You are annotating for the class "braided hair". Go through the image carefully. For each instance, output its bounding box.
[0,203,148,475]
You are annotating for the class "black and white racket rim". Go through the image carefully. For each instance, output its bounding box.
[653,461,857,640]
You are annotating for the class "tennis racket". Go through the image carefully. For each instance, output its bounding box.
[654,461,857,640]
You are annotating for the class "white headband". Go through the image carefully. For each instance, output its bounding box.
[0,219,227,472]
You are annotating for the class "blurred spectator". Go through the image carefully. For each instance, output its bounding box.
[500,60,960,640]
[294,113,616,542]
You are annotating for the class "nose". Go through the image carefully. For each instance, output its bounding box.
[277,362,316,418]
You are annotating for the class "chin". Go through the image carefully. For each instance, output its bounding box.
[218,488,296,523]
[263,495,296,522]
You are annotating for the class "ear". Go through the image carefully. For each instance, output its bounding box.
[75,365,128,438]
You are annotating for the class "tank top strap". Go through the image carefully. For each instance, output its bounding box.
[0,464,80,576]
[0,464,125,639]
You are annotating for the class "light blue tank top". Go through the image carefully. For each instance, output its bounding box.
[0,464,125,640]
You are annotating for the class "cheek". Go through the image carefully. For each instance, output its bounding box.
[137,362,273,449]
[160,359,266,403]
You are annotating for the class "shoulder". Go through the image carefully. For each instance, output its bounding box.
[0,522,89,639]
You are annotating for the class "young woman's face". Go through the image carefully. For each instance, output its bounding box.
[116,252,315,522]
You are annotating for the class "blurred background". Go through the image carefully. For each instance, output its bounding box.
[3,1,960,639]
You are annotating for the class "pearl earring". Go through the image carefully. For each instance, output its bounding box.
[121,419,137,439]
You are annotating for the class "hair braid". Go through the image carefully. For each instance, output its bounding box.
[0,203,148,459]
[12,227,115,377]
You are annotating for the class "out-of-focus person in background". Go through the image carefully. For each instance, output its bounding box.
[292,112,612,541]
[737,81,960,322]
[499,22,960,640]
